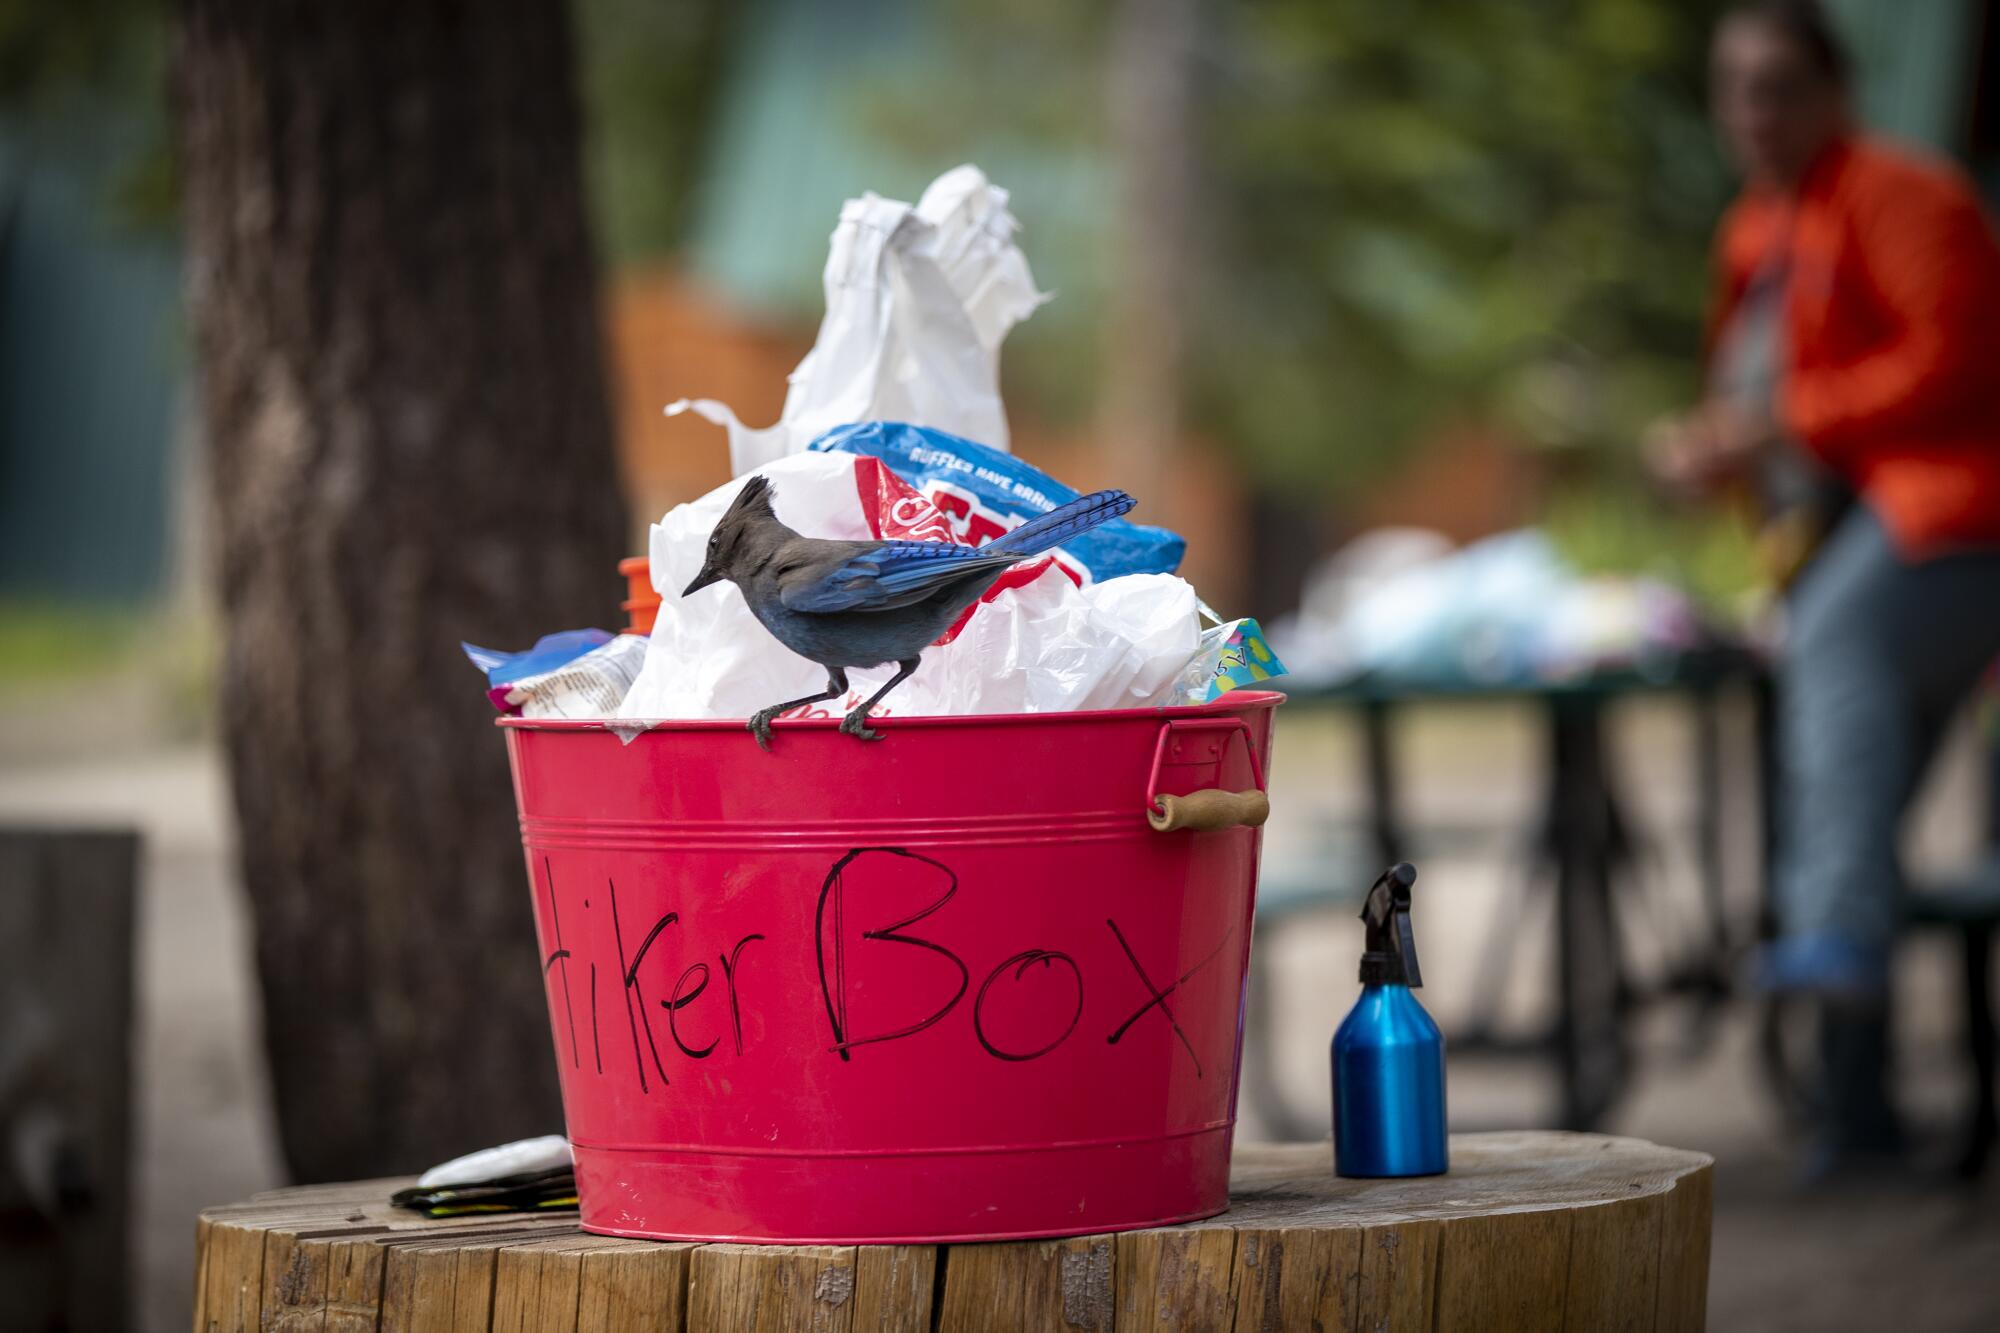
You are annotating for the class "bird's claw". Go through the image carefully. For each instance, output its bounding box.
[748,711,776,752]
[839,710,883,742]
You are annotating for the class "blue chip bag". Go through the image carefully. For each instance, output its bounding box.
[462,629,614,712]
[809,421,1186,581]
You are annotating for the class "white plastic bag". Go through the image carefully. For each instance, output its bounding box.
[614,453,1202,727]
[667,165,1048,475]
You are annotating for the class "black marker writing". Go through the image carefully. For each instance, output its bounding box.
[974,949,1083,1062]
[720,933,765,1056]
[606,878,650,1093]
[665,963,718,1058]
[815,848,968,1060]
[544,858,578,1069]
[589,961,602,1075]
[1105,919,1234,1078]
[623,909,677,1086]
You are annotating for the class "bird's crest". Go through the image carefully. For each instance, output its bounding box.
[724,473,777,522]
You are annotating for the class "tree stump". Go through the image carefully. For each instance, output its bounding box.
[192,1131,1711,1331]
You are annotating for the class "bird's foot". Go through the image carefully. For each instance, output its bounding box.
[838,709,883,742]
[748,710,778,752]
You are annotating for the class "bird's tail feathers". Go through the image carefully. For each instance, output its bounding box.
[984,490,1136,559]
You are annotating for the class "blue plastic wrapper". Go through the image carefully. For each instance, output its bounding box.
[462,629,613,712]
[808,421,1186,581]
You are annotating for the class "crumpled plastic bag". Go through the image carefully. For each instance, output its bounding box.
[667,164,1048,476]
[614,452,1202,729]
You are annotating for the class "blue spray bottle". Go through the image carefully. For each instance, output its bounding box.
[1332,863,1447,1177]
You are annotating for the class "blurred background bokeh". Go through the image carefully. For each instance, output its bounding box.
[4,0,2000,1328]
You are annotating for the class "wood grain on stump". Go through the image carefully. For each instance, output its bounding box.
[192,1131,1712,1331]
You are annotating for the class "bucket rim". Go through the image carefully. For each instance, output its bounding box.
[497,689,1285,734]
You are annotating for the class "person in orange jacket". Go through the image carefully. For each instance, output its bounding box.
[1650,0,2000,1175]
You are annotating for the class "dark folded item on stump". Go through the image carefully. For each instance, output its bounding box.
[389,1166,578,1218]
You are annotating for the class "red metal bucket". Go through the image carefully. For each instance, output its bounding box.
[501,691,1279,1243]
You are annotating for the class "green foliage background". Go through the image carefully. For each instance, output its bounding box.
[862,1,1735,498]
[880,0,1755,597]
[576,0,738,263]
[3,0,1737,499]
[1202,0,1732,496]
[0,0,1755,607]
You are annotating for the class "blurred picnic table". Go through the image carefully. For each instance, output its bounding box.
[1252,642,1772,1135]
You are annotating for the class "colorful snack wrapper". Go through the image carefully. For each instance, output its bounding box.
[809,420,1186,583]
[1176,617,1287,704]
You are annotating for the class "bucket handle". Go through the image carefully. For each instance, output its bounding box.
[1145,719,1270,833]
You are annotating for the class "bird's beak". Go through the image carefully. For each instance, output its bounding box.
[682,564,721,597]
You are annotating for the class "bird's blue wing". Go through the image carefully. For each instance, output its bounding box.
[982,490,1135,560]
[778,540,1017,614]
[778,491,1140,614]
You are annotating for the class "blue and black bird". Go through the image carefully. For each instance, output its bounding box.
[682,474,1137,749]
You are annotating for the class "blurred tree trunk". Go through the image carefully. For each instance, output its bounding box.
[176,0,627,1181]
[1101,0,1202,522]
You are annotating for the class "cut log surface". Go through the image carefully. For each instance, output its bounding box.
[192,1131,1712,1332]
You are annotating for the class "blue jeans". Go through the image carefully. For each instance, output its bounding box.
[1776,505,2000,949]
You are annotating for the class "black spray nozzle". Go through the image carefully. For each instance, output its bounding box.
[1358,862,1421,987]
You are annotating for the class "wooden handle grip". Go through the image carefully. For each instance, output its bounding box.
[1148,788,1271,833]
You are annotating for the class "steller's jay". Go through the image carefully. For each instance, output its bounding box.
[682,474,1137,749]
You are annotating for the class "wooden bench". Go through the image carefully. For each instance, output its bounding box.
[1906,864,2000,1176]
[193,1130,1712,1331]
[0,828,138,1330]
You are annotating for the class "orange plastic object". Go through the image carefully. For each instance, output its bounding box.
[619,556,660,636]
